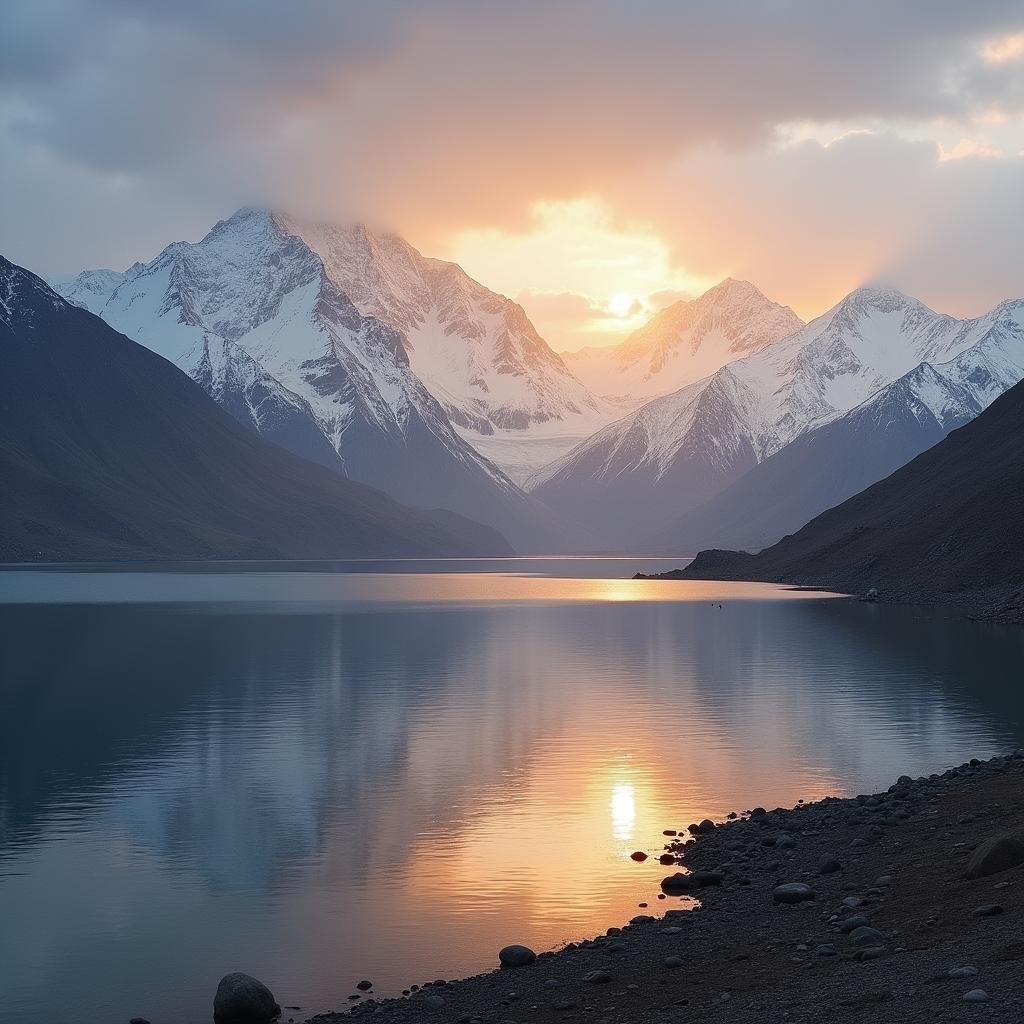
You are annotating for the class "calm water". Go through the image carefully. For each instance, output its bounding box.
[2,559,1024,1024]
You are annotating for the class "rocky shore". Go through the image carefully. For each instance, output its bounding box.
[297,751,1024,1023]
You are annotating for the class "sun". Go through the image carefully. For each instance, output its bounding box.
[608,292,636,318]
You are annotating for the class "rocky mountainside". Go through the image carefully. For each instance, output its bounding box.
[677,371,1024,621]
[649,299,1024,553]
[531,287,1003,548]
[563,279,803,403]
[56,208,573,551]
[0,256,511,561]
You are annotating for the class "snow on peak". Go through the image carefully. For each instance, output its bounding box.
[565,277,803,404]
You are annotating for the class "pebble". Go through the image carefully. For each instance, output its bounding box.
[818,858,842,875]
[583,970,613,984]
[630,851,648,862]
[356,981,373,991]
[423,994,445,1010]
[963,989,990,1002]
[663,956,684,968]
[815,944,837,957]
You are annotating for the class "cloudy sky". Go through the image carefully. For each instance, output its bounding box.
[3,1,1024,351]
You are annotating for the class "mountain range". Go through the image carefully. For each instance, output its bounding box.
[651,297,1024,553]
[531,287,1024,550]
[40,211,1024,571]
[0,256,510,561]
[56,208,581,550]
[675,372,1024,622]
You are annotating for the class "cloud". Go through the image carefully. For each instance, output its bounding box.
[983,32,1024,64]
[2,0,1024,327]
[613,130,1024,319]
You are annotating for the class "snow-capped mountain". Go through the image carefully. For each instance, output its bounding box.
[53,264,142,314]
[268,217,610,483]
[649,316,1024,556]
[0,254,511,561]
[563,278,804,403]
[56,208,572,551]
[530,287,1013,548]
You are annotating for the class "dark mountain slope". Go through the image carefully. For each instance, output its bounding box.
[674,377,1024,621]
[0,256,511,561]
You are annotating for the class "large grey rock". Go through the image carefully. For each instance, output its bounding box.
[772,882,815,904]
[963,834,1024,879]
[498,945,537,969]
[848,926,884,948]
[213,973,280,1023]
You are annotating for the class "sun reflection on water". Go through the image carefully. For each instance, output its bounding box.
[609,781,636,841]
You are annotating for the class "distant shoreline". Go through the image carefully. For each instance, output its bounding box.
[634,563,1024,627]
[307,750,1024,1022]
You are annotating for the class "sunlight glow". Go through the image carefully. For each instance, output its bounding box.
[608,292,636,318]
[448,198,713,351]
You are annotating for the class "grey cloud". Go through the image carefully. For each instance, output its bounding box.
[3,0,1024,286]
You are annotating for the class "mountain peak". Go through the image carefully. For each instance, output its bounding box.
[697,277,765,306]
[837,285,923,315]
[201,206,282,244]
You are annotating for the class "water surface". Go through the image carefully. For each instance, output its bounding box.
[2,559,1023,1024]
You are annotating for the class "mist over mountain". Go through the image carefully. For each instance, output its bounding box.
[564,278,803,403]
[0,255,511,561]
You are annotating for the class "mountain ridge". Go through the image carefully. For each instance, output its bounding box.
[55,208,575,551]
[0,255,512,562]
[530,285,1012,548]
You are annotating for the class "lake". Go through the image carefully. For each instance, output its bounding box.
[2,559,1024,1024]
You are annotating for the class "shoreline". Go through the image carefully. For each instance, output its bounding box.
[308,751,1024,1022]
[634,565,1024,626]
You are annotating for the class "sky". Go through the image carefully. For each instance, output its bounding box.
[2,2,1024,352]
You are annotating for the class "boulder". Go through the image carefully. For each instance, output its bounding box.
[213,973,280,1024]
[498,945,536,968]
[772,882,815,904]
[848,926,884,948]
[963,834,1024,879]
[660,872,692,893]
